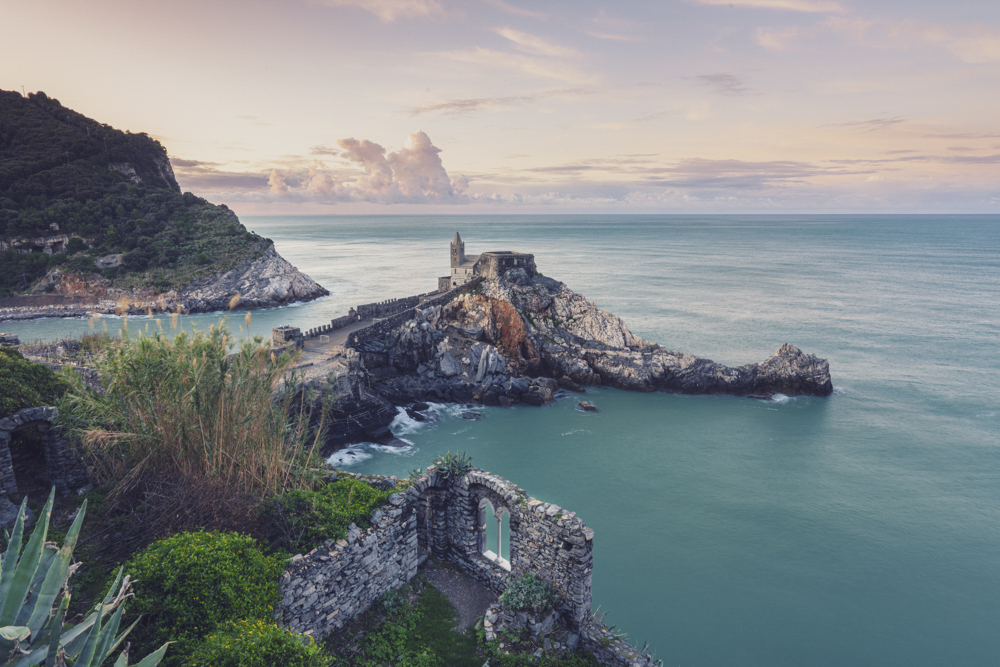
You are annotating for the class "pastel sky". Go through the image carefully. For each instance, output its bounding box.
[4,0,1000,213]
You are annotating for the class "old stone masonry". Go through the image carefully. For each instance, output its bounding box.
[277,467,658,667]
[0,407,90,498]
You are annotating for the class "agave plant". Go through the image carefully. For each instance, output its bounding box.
[0,488,168,667]
[430,451,473,482]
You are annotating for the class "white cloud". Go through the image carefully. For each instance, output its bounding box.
[440,47,599,84]
[495,28,580,58]
[482,0,547,19]
[271,131,469,204]
[690,0,844,13]
[310,0,443,21]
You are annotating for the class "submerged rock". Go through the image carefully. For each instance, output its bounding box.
[579,401,599,412]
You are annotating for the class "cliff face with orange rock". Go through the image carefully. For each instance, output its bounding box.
[354,268,832,407]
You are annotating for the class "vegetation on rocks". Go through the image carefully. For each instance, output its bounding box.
[0,89,269,295]
[262,476,401,554]
[499,573,560,615]
[0,346,68,416]
[186,619,326,667]
[123,531,285,667]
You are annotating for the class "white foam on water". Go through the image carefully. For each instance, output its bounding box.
[771,393,792,404]
[389,407,424,436]
[326,444,373,467]
[832,386,848,396]
[561,429,593,437]
[327,440,417,468]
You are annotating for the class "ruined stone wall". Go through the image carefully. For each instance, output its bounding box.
[344,283,474,349]
[356,296,423,320]
[476,252,536,281]
[277,492,418,637]
[0,407,90,497]
[275,466,657,666]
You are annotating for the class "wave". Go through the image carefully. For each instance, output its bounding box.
[326,440,416,468]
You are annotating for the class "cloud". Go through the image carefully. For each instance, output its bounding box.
[756,16,1000,63]
[310,0,443,21]
[171,158,269,190]
[410,95,538,115]
[440,47,599,84]
[266,131,470,204]
[688,0,844,13]
[482,0,547,19]
[821,116,905,132]
[310,145,341,156]
[584,31,643,42]
[691,73,752,95]
[268,169,289,194]
[409,87,594,115]
[495,28,580,58]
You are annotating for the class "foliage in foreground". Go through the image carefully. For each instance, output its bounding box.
[185,619,325,667]
[261,477,400,554]
[57,325,325,529]
[499,574,560,615]
[0,346,68,417]
[123,531,284,667]
[0,489,167,666]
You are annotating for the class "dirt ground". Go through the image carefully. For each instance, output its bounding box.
[421,561,497,629]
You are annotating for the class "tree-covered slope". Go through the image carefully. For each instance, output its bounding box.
[0,89,269,296]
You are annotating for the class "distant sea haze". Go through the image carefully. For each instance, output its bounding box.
[9,214,1000,666]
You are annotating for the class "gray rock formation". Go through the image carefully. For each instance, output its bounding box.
[177,244,328,312]
[361,269,832,401]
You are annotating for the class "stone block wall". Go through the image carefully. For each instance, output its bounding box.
[356,296,423,320]
[477,252,537,281]
[278,492,418,637]
[275,466,658,667]
[0,407,90,496]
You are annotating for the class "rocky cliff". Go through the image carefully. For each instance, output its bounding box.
[358,269,832,404]
[0,243,327,320]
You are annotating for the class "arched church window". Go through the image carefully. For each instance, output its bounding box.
[479,498,511,571]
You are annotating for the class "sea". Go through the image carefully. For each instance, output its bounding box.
[4,215,999,666]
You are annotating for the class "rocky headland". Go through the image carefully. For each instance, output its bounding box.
[0,244,327,321]
[351,269,832,411]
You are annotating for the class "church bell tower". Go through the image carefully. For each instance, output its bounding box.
[450,231,465,268]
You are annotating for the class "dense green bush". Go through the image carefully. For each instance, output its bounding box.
[499,574,560,615]
[185,619,325,667]
[0,346,69,416]
[123,531,284,666]
[261,477,399,554]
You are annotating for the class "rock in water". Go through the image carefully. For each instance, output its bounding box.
[579,401,599,412]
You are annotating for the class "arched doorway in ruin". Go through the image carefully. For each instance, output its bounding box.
[0,407,90,499]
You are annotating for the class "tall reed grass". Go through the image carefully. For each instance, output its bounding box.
[59,324,326,524]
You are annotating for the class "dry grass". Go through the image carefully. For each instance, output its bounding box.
[58,322,328,541]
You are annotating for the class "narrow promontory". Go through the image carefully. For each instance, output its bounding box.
[352,268,832,407]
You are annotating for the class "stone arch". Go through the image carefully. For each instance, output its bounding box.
[0,407,90,498]
[478,498,511,571]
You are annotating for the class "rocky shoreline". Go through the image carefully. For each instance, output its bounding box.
[348,270,832,418]
[0,244,328,322]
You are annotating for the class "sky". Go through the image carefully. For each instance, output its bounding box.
[3,0,1000,214]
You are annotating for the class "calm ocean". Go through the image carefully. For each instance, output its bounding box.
[6,215,1000,666]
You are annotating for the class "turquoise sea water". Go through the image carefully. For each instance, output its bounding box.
[5,215,1000,665]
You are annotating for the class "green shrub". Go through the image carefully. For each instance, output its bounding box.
[124,531,284,666]
[185,619,325,667]
[261,477,398,554]
[0,346,69,416]
[499,574,560,615]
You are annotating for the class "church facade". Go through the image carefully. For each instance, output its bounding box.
[438,232,536,291]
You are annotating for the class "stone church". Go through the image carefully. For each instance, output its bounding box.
[438,232,536,291]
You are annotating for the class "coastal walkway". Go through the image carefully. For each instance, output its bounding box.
[304,318,374,350]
